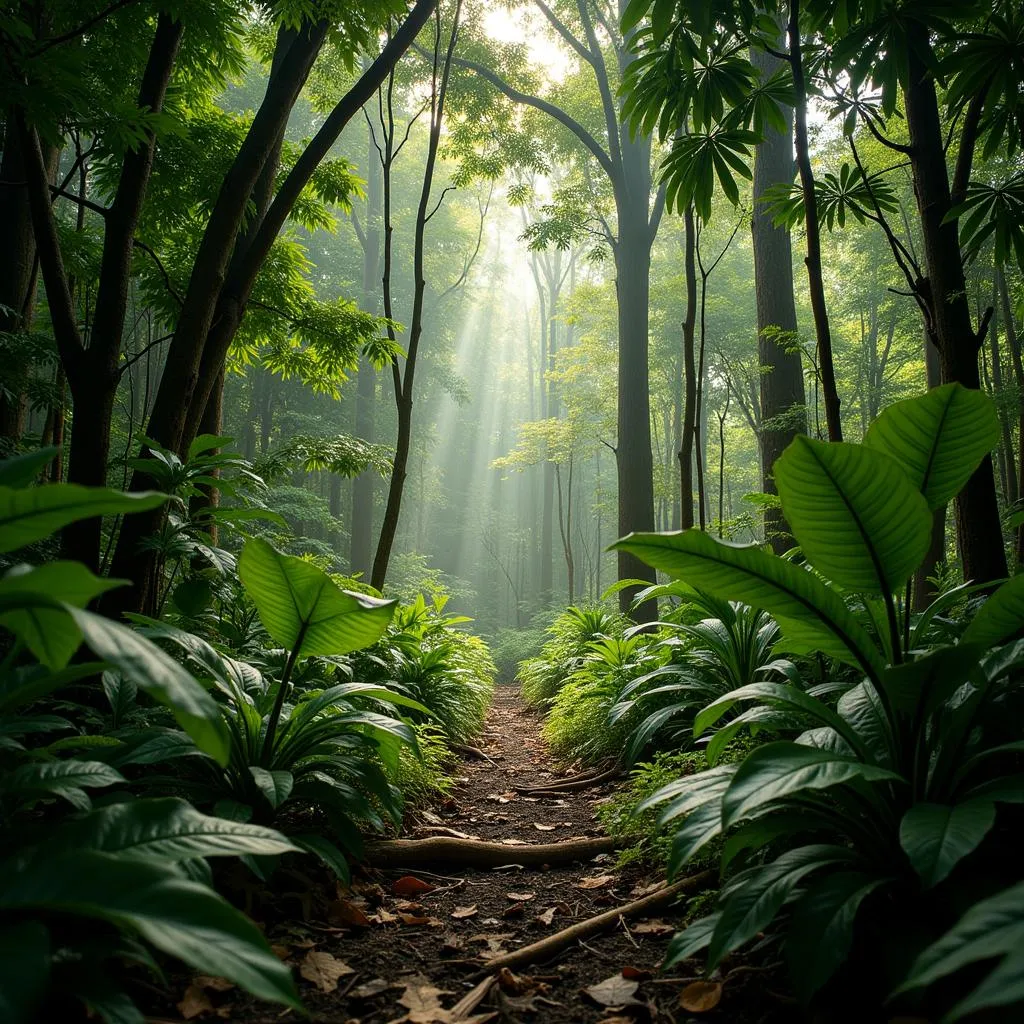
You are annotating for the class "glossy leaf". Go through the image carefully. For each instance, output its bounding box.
[774,436,932,594]
[864,383,1000,510]
[899,801,996,887]
[238,537,395,656]
[0,447,60,488]
[961,574,1024,649]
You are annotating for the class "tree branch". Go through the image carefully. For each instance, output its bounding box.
[30,0,143,56]
[951,86,989,204]
[534,0,595,68]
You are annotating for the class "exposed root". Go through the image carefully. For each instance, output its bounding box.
[514,766,621,795]
[364,835,618,870]
[451,742,501,766]
[470,870,716,978]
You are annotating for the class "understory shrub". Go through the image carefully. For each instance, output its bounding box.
[617,384,1024,1020]
[490,624,548,685]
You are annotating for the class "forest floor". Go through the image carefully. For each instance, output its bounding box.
[162,688,792,1024]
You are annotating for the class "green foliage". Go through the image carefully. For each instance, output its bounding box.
[490,625,549,685]
[617,384,1024,1016]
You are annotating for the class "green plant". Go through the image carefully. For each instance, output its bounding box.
[616,384,1024,1017]
[519,605,627,707]
[141,537,425,881]
[0,449,301,1021]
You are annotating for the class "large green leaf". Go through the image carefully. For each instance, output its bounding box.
[721,741,902,827]
[238,538,395,656]
[0,447,60,489]
[899,801,996,887]
[70,608,229,766]
[864,384,1000,510]
[0,851,301,1009]
[249,767,294,809]
[0,563,125,669]
[50,798,298,861]
[774,437,932,594]
[961,574,1024,648]
[897,881,1024,1021]
[0,484,167,553]
[0,760,126,811]
[613,530,884,678]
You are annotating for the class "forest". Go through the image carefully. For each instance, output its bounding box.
[2,0,1024,1021]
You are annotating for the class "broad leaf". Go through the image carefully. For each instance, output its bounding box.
[0,562,124,669]
[292,833,351,882]
[613,530,884,677]
[0,447,59,488]
[774,437,932,594]
[0,851,301,1009]
[70,608,229,765]
[249,767,294,809]
[899,801,996,887]
[665,913,720,968]
[50,797,298,861]
[961,574,1024,649]
[0,484,167,553]
[0,759,125,811]
[864,383,1000,510]
[722,742,901,827]
[238,538,395,656]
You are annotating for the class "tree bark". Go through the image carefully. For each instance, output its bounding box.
[913,335,946,611]
[750,45,806,554]
[678,205,698,530]
[902,25,1006,585]
[997,267,1024,565]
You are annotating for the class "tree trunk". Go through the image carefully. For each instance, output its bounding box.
[903,26,1006,585]
[913,336,946,610]
[988,294,1018,507]
[997,267,1024,565]
[678,205,698,531]
[350,106,382,579]
[750,45,806,554]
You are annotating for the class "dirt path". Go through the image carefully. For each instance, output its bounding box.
[190,689,787,1023]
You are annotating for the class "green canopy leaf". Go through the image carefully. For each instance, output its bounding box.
[961,574,1024,648]
[899,801,997,888]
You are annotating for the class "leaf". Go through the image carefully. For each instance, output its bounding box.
[238,537,395,656]
[0,562,125,669]
[1,759,125,810]
[864,384,1000,510]
[577,875,616,890]
[721,742,902,827]
[0,447,60,489]
[899,802,996,887]
[327,897,371,928]
[613,530,884,677]
[50,797,297,861]
[249,767,294,809]
[582,975,640,1007]
[533,822,557,831]
[506,891,535,901]
[452,905,478,919]
[631,918,673,936]
[0,483,167,553]
[178,983,215,1019]
[393,875,436,896]
[292,834,350,882]
[69,608,230,765]
[774,436,932,594]
[679,980,722,1012]
[0,850,300,1009]
[961,575,1024,649]
[299,950,353,992]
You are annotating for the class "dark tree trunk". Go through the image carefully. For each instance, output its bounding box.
[913,336,946,611]
[997,267,1024,565]
[350,107,382,578]
[988,297,1018,507]
[903,26,1006,585]
[678,205,698,531]
[750,45,806,554]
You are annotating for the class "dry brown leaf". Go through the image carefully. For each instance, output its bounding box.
[631,881,666,898]
[577,874,616,890]
[351,977,392,999]
[501,902,525,919]
[499,837,528,846]
[394,976,496,1024]
[582,974,640,1008]
[299,950,354,993]
[393,875,435,896]
[496,969,536,995]
[270,943,292,961]
[534,907,557,926]
[372,907,399,925]
[214,1004,234,1019]
[630,919,674,936]
[533,822,557,831]
[505,891,535,901]
[679,980,723,1013]
[328,897,372,928]
[395,900,427,912]
[621,966,653,980]
[178,984,214,1020]
[452,905,479,919]
[469,932,514,955]
[194,975,235,993]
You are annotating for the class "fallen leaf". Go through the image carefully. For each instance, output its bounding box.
[395,975,496,1023]
[630,919,674,936]
[577,874,617,890]
[534,907,557,926]
[497,968,536,995]
[178,984,213,1020]
[371,907,399,925]
[214,1004,234,1019]
[501,903,525,919]
[506,892,535,902]
[194,975,235,993]
[351,977,392,999]
[621,966,653,980]
[452,905,478,919]
[631,881,666,898]
[400,913,433,926]
[533,822,557,831]
[470,932,514,955]
[583,975,640,1008]
[328,898,371,928]
[395,900,427,913]
[393,875,436,896]
[679,980,723,1013]
[270,943,292,960]
[499,838,528,846]
[299,950,354,993]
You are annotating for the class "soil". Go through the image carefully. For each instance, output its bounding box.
[158,688,794,1024]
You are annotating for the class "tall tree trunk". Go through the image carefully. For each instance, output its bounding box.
[997,267,1024,565]
[913,336,946,610]
[678,205,698,530]
[988,291,1018,507]
[350,103,382,578]
[903,26,1006,585]
[750,45,806,554]
[787,0,841,440]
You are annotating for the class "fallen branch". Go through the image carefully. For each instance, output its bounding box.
[470,871,716,979]
[515,767,621,794]
[364,836,618,869]
[450,742,501,766]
